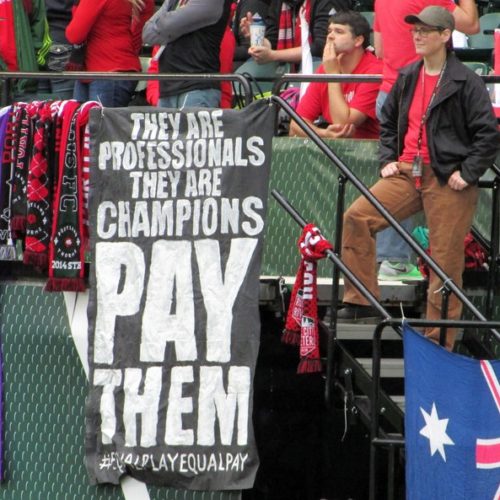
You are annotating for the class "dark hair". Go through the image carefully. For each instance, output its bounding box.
[329,10,371,49]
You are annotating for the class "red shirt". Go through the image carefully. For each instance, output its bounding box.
[399,68,440,164]
[374,0,455,93]
[0,0,19,70]
[296,51,383,139]
[66,0,154,72]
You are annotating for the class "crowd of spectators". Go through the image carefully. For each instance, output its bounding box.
[1,0,498,293]
[0,0,492,114]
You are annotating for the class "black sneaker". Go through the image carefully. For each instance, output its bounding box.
[337,304,381,323]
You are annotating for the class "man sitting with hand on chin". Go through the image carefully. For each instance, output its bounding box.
[337,6,499,350]
[289,11,382,139]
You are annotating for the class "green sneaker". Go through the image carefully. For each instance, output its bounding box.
[378,261,424,281]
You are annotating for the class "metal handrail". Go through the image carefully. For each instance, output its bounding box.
[0,71,253,107]
[269,94,500,340]
[272,72,500,95]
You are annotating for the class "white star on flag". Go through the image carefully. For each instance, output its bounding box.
[419,402,455,461]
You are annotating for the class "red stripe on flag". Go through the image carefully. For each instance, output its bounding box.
[476,438,500,469]
[480,360,500,415]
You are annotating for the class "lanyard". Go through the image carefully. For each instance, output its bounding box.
[416,60,447,155]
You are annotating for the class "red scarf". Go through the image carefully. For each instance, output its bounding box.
[23,101,54,267]
[276,0,311,50]
[46,100,84,291]
[76,101,101,250]
[283,223,333,374]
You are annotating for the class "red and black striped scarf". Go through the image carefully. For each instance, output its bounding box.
[46,100,100,291]
[10,102,33,234]
[0,106,16,260]
[283,223,332,374]
[23,101,54,267]
[46,100,84,291]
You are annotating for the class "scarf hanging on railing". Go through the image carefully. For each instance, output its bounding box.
[283,223,333,374]
[0,106,16,260]
[76,101,101,248]
[46,100,85,291]
[10,102,32,234]
[23,101,54,267]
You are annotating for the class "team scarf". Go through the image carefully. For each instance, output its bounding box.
[9,102,33,234]
[276,0,311,50]
[76,101,101,251]
[23,101,54,267]
[0,106,16,260]
[283,223,333,374]
[46,100,85,292]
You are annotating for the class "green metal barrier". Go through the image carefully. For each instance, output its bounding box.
[0,284,240,500]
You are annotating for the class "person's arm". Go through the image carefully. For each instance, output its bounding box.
[378,74,402,167]
[452,0,479,35]
[248,42,302,64]
[142,0,224,46]
[244,1,302,64]
[373,31,383,59]
[289,118,355,138]
[131,0,155,54]
[458,75,500,184]
[66,0,107,44]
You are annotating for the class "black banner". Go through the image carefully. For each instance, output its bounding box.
[86,101,275,489]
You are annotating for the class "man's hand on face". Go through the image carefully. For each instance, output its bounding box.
[322,39,342,74]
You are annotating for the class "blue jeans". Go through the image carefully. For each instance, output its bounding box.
[73,79,136,107]
[37,78,74,100]
[375,90,414,263]
[158,88,221,109]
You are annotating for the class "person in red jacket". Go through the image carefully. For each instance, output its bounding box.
[65,0,154,107]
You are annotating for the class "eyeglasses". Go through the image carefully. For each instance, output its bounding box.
[409,27,444,37]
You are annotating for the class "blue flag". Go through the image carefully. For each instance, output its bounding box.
[404,323,500,500]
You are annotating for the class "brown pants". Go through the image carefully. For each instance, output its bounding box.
[342,162,479,350]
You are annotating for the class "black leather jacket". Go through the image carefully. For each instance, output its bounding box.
[379,52,499,185]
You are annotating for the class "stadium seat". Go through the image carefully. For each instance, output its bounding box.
[468,33,494,49]
[360,11,375,46]
[463,61,491,75]
[479,12,500,34]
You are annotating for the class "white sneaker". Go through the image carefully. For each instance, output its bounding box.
[378,260,424,281]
